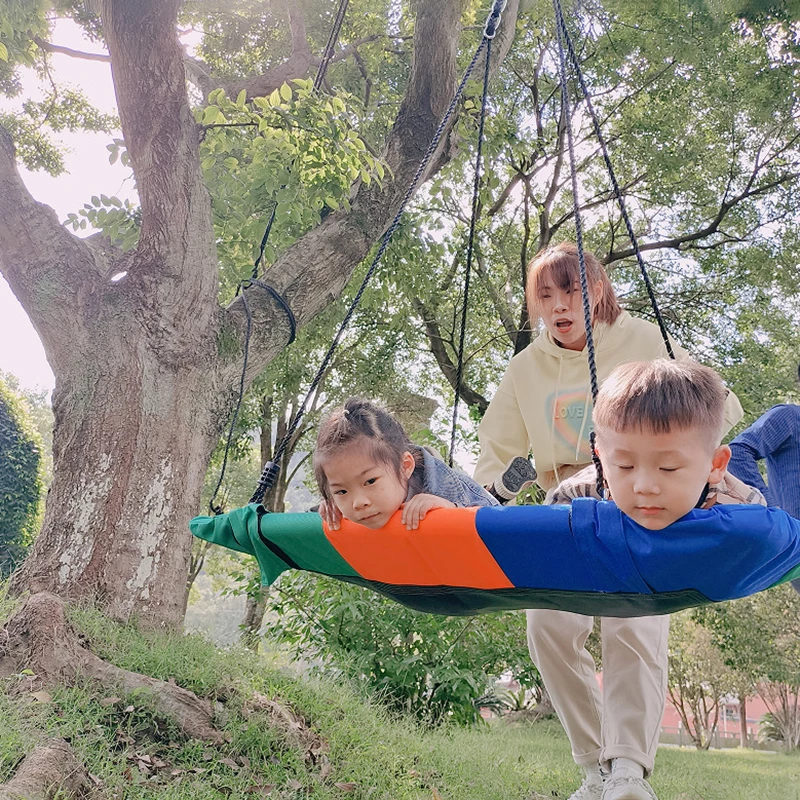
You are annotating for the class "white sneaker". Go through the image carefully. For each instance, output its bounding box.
[601,775,658,800]
[568,776,605,800]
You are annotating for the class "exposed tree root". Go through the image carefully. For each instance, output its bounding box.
[246,692,329,772]
[0,738,90,800]
[0,592,223,743]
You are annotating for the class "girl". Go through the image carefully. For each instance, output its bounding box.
[473,243,742,800]
[315,397,496,531]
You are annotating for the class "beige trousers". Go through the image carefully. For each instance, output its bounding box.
[526,609,669,776]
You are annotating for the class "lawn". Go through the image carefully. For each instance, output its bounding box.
[1,597,798,800]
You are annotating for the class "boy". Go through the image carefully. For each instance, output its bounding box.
[548,359,764,800]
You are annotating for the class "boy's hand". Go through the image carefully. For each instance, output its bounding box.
[401,494,455,530]
[318,499,343,531]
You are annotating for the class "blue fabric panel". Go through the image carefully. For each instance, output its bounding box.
[476,500,800,600]
[621,504,800,601]
[474,504,602,591]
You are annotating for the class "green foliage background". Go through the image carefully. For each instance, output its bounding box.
[0,377,43,575]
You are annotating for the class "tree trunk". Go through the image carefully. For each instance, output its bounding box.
[11,330,221,625]
[0,0,519,628]
[241,585,268,651]
[739,695,749,747]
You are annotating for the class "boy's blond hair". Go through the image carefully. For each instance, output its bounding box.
[593,359,727,446]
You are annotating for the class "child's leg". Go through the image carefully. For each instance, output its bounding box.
[598,615,670,776]
[526,609,602,768]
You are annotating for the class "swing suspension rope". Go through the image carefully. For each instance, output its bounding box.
[552,0,605,494]
[552,0,674,359]
[448,26,495,467]
[314,0,351,93]
[248,0,509,505]
[208,0,359,514]
[552,0,677,494]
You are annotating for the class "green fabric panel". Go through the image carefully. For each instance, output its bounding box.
[190,506,359,586]
[191,504,288,584]
[770,562,800,588]
[189,505,261,556]
[336,579,713,618]
[259,511,360,580]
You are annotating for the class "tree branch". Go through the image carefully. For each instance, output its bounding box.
[189,0,314,101]
[474,248,518,344]
[0,126,115,366]
[607,170,800,263]
[412,298,489,415]
[223,0,520,381]
[33,35,110,62]
[101,0,219,320]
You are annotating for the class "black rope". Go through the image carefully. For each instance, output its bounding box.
[252,203,278,280]
[552,0,674,359]
[208,280,297,515]
[314,0,351,93]
[250,0,509,504]
[210,0,352,512]
[250,0,350,282]
[553,0,605,497]
[449,35,493,467]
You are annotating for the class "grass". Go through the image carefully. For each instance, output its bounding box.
[0,600,798,800]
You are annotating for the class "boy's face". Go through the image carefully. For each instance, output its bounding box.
[596,425,731,530]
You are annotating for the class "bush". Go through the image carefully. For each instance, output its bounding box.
[263,572,539,726]
[0,378,43,574]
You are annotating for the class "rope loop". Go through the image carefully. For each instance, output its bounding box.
[242,279,297,346]
[484,0,508,38]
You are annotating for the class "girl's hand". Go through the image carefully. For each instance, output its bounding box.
[401,494,455,530]
[318,499,343,531]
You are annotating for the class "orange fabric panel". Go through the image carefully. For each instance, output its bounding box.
[324,507,514,589]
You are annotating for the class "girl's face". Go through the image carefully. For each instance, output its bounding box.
[322,441,415,529]
[536,273,603,352]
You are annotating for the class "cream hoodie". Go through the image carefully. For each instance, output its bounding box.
[474,311,743,491]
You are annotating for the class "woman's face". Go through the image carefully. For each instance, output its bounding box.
[536,275,602,351]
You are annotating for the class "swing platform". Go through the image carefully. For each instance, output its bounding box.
[190,501,800,617]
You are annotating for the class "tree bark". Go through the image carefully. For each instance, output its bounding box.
[0,0,519,627]
[0,739,90,800]
[0,593,223,742]
[739,695,749,747]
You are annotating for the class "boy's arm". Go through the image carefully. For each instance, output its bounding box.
[547,464,602,505]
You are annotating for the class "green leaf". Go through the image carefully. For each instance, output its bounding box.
[269,88,281,107]
[202,106,220,125]
[236,89,247,108]
[0,42,8,63]
[280,83,292,102]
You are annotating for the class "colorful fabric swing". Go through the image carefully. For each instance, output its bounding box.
[189,502,800,617]
[190,0,800,617]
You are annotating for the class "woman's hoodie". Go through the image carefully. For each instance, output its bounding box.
[473,311,743,492]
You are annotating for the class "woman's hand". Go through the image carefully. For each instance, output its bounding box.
[318,499,343,531]
[401,494,455,530]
